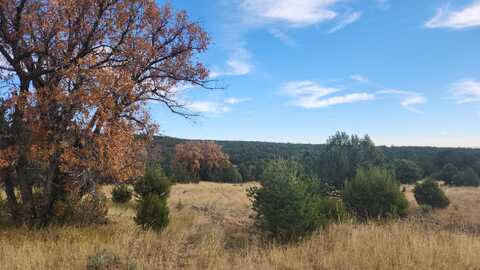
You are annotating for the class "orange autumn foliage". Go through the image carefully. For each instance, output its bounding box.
[172,142,231,179]
[0,0,210,225]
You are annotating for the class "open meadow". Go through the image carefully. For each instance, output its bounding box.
[2,1,480,269]
[1,182,480,270]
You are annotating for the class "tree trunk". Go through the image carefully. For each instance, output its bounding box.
[40,171,55,226]
[39,162,63,226]
[3,175,19,221]
[17,157,36,224]
[13,79,37,225]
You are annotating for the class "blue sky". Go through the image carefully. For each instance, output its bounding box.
[151,0,480,147]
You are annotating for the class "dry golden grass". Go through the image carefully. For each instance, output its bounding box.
[404,184,480,234]
[1,182,480,270]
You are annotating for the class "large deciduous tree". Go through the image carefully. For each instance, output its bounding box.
[172,142,231,180]
[0,0,210,225]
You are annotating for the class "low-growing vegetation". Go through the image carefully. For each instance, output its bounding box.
[414,179,450,209]
[451,168,480,187]
[86,249,138,270]
[247,160,346,241]
[343,166,409,220]
[134,166,171,232]
[1,182,480,270]
[111,184,133,204]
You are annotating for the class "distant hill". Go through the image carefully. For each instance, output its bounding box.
[149,136,323,170]
[150,136,480,177]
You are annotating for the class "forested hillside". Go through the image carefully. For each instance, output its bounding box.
[150,136,324,166]
[150,135,480,182]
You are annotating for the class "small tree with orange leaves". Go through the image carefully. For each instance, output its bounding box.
[0,0,211,225]
[172,142,231,182]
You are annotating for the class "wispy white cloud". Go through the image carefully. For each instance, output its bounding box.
[230,0,361,49]
[425,1,480,29]
[242,0,340,27]
[268,28,297,46]
[298,93,375,108]
[450,79,480,103]
[378,89,426,112]
[186,96,250,116]
[170,83,196,94]
[284,76,428,112]
[328,11,361,33]
[224,97,251,104]
[227,59,251,75]
[350,74,369,83]
[210,48,252,78]
[282,80,374,108]
[283,80,339,97]
[283,80,426,111]
[400,95,426,113]
[186,101,231,116]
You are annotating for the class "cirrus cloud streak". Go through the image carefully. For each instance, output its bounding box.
[282,80,374,109]
[450,79,480,104]
[283,81,426,112]
[242,0,340,26]
[425,1,480,29]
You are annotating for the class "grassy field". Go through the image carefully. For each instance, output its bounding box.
[1,182,480,269]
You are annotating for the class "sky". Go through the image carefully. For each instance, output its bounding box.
[151,0,480,147]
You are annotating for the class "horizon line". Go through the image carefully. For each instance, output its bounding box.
[156,135,480,150]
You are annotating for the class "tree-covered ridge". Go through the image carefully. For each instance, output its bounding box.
[151,135,480,183]
[150,136,324,179]
[151,136,324,163]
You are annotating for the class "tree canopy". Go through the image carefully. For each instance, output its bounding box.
[314,132,385,188]
[172,141,231,181]
[151,135,480,184]
[0,0,210,225]
[394,159,424,184]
